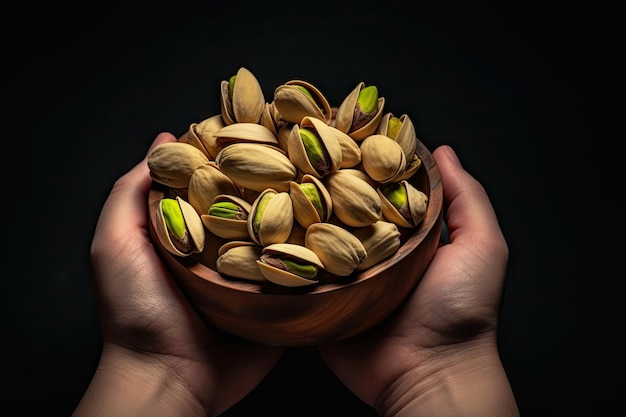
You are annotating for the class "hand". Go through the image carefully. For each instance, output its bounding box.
[73,132,284,417]
[318,145,520,416]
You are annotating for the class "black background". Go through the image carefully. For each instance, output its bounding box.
[11,2,618,416]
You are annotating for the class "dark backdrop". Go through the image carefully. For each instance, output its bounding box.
[11,3,617,416]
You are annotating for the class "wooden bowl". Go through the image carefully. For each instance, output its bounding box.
[148,137,443,346]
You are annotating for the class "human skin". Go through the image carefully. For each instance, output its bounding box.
[73,133,519,417]
[318,145,520,416]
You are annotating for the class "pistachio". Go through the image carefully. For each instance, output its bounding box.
[352,220,401,271]
[289,174,332,229]
[247,189,294,246]
[287,116,342,178]
[299,128,327,172]
[356,85,378,114]
[273,80,332,124]
[382,183,410,218]
[187,163,241,217]
[147,142,209,188]
[304,223,366,277]
[155,196,205,257]
[216,241,266,282]
[208,201,246,219]
[299,183,324,219]
[378,180,429,228]
[386,116,402,139]
[360,134,407,184]
[161,198,189,251]
[257,243,324,287]
[202,194,251,240]
[324,170,381,227]
[220,67,265,124]
[335,82,386,140]
[215,143,298,192]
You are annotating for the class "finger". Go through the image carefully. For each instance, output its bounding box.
[91,132,177,263]
[432,145,506,250]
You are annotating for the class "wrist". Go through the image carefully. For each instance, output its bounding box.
[73,343,207,417]
[376,340,519,417]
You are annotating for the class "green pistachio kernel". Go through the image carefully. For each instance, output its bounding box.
[161,198,186,239]
[300,128,327,172]
[228,75,237,98]
[299,182,325,219]
[282,258,318,279]
[387,116,403,140]
[253,192,274,234]
[208,201,247,220]
[357,85,379,114]
[382,183,411,220]
[296,86,314,100]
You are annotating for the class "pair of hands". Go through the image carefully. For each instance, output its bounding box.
[73,132,519,416]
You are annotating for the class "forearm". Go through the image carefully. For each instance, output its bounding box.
[377,344,520,417]
[72,344,207,417]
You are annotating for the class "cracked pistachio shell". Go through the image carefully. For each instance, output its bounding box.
[147,142,209,188]
[213,122,278,151]
[188,162,242,217]
[216,241,266,282]
[352,220,401,271]
[260,102,289,137]
[247,188,294,246]
[304,223,367,276]
[201,194,251,240]
[334,82,386,141]
[257,243,324,287]
[273,80,332,124]
[376,113,417,163]
[155,196,205,257]
[324,170,382,227]
[215,143,298,192]
[378,180,429,228]
[187,114,226,159]
[335,129,362,168]
[289,174,333,229]
[287,116,342,178]
[394,153,423,182]
[220,67,265,124]
[360,134,407,184]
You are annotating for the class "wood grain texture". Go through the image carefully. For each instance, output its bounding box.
[148,137,443,346]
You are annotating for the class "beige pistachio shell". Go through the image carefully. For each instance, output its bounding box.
[155,196,205,257]
[360,134,407,184]
[201,194,252,240]
[334,82,385,141]
[324,170,382,227]
[335,130,362,168]
[352,220,401,271]
[220,67,265,124]
[376,112,417,163]
[378,180,429,228]
[187,114,225,159]
[213,122,278,151]
[247,189,294,246]
[215,143,298,192]
[304,223,367,276]
[188,162,241,217]
[390,153,423,182]
[273,80,332,124]
[147,142,209,188]
[257,243,324,287]
[260,102,289,137]
[216,241,266,282]
[287,116,343,178]
[289,174,333,229]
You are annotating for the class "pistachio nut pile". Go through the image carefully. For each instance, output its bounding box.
[148,67,429,287]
